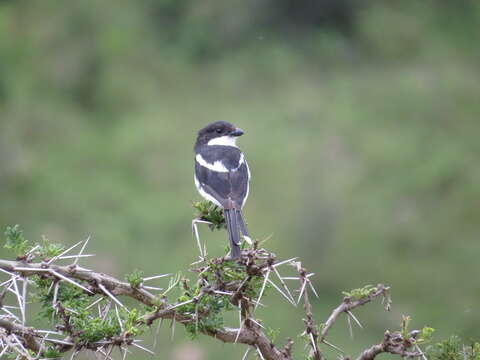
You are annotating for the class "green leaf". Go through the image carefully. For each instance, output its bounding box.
[4,224,31,256]
[125,269,144,288]
[192,200,226,230]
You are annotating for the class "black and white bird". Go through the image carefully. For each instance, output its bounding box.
[194,121,251,258]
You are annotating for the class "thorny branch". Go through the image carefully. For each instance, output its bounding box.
[356,330,423,360]
[320,284,391,342]
[0,224,430,360]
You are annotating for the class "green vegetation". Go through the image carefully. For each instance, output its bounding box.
[0,1,478,358]
[427,336,480,360]
[342,285,376,300]
[4,225,30,257]
[125,269,144,288]
[193,201,226,230]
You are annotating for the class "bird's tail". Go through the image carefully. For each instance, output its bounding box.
[224,209,241,259]
[224,209,250,259]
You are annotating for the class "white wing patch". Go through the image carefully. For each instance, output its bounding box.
[196,154,229,172]
[207,135,238,147]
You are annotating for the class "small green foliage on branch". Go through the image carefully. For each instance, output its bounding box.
[125,269,144,288]
[4,224,64,260]
[427,336,480,360]
[192,200,226,230]
[4,224,30,257]
[342,284,376,300]
[38,235,65,259]
[416,326,435,345]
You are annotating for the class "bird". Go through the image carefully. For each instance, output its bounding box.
[194,121,251,259]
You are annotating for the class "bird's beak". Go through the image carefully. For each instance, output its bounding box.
[230,128,244,137]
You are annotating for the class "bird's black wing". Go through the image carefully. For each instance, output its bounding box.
[194,145,249,209]
[226,161,249,208]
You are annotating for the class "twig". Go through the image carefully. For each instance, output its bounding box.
[321,285,390,342]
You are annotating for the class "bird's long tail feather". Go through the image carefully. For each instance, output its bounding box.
[224,209,241,259]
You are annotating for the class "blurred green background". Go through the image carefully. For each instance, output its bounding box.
[1,0,479,359]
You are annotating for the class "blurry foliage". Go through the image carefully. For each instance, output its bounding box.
[342,284,376,300]
[0,0,479,358]
[427,336,480,360]
[125,269,144,288]
[193,200,226,230]
[4,224,29,257]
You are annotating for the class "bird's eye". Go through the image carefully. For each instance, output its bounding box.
[216,128,222,133]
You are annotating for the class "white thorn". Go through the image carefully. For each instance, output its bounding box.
[347,314,354,338]
[85,297,105,310]
[44,338,74,346]
[310,333,318,355]
[322,339,345,353]
[272,267,296,305]
[153,317,163,350]
[242,347,251,360]
[21,278,28,324]
[115,305,124,332]
[26,245,40,255]
[167,299,194,311]
[11,278,25,325]
[1,307,19,321]
[99,284,129,312]
[267,278,296,306]
[0,267,16,277]
[142,285,163,291]
[256,345,265,360]
[36,330,62,335]
[415,344,428,360]
[296,280,307,305]
[143,274,171,281]
[308,280,319,298]
[59,254,95,260]
[0,278,13,287]
[13,267,49,272]
[0,346,9,358]
[50,270,93,294]
[346,310,363,329]
[132,342,155,355]
[170,313,176,341]
[254,270,270,312]
[52,282,59,310]
[192,219,205,258]
[235,309,243,343]
[47,240,83,265]
[73,235,90,266]
[273,257,298,268]
[213,290,233,296]
[249,318,265,329]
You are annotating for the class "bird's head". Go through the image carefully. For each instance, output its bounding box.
[195,121,244,148]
